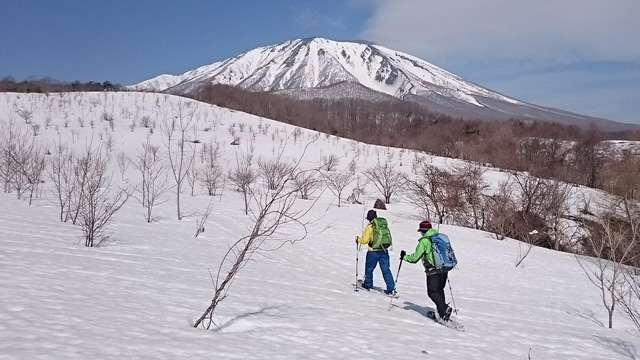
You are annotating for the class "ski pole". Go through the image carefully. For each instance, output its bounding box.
[447,277,457,314]
[354,241,360,291]
[387,259,403,311]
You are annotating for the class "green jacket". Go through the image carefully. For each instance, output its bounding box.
[403,228,438,272]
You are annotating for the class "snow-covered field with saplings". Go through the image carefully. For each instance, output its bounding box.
[0,92,638,359]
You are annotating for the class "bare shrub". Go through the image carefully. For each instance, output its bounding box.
[101,112,113,122]
[17,109,33,124]
[75,147,131,246]
[31,123,40,136]
[141,115,152,128]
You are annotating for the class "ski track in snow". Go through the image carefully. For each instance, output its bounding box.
[0,92,638,359]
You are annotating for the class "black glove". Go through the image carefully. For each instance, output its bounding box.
[400,250,406,260]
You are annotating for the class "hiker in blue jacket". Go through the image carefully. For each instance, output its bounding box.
[400,220,453,321]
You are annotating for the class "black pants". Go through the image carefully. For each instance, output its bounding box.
[426,271,449,317]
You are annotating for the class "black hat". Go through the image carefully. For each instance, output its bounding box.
[417,221,432,232]
[366,210,377,221]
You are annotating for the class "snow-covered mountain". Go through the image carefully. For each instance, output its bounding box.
[132,37,518,105]
[130,37,636,131]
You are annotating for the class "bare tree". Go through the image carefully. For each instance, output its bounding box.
[258,157,293,191]
[0,120,27,193]
[571,125,610,188]
[603,155,640,331]
[193,159,319,329]
[198,140,224,196]
[186,162,198,196]
[292,170,321,200]
[515,230,537,268]
[69,144,99,225]
[401,162,453,224]
[346,175,367,204]
[452,162,489,230]
[544,179,574,251]
[321,153,339,171]
[131,141,172,223]
[576,199,639,329]
[199,163,224,196]
[200,140,221,167]
[510,172,573,250]
[116,151,129,181]
[364,161,404,204]
[321,169,354,208]
[4,124,46,205]
[194,198,214,238]
[619,267,640,332]
[48,140,75,222]
[75,148,131,247]
[485,179,518,240]
[227,150,259,215]
[161,100,199,220]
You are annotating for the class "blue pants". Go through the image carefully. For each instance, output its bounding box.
[363,250,395,292]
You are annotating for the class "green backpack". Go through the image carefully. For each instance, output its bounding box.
[370,217,392,250]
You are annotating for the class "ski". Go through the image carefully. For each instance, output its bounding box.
[426,310,465,332]
[353,279,399,298]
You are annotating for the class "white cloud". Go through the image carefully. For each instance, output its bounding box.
[362,0,640,63]
[360,0,640,124]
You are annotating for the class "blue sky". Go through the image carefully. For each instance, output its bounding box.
[1,0,639,125]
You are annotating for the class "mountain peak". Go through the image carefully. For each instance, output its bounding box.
[131,37,513,104]
[129,38,636,131]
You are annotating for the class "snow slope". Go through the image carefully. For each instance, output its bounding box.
[0,92,638,359]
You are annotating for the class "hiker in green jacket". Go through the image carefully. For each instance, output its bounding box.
[400,221,453,321]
